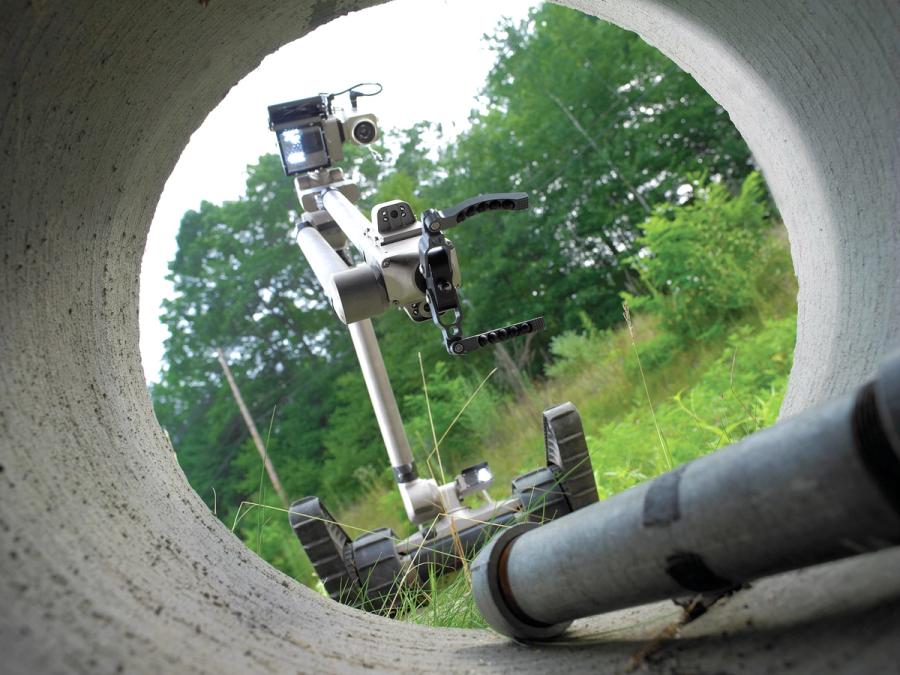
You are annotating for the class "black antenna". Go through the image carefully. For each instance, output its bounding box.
[320,82,383,112]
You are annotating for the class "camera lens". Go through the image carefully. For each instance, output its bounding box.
[352,120,377,144]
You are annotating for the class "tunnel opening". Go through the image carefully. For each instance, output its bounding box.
[2,0,899,672]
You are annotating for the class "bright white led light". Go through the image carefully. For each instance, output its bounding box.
[476,467,493,484]
[281,128,301,144]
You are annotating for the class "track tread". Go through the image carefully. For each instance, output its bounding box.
[543,402,599,511]
[289,497,362,605]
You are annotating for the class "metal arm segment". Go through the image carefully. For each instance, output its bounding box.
[321,188,377,258]
[297,190,445,525]
[296,225,413,470]
[296,225,348,302]
[346,319,415,471]
[296,224,388,324]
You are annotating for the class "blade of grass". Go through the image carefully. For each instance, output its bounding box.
[623,302,673,472]
[418,352,446,485]
[729,347,761,430]
[256,405,278,554]
[435,367,498,449]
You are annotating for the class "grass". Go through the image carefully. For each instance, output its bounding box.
[470,312,731,495]
[329,307,798,628]
[226,302,797,626]
[402,564,489,629]
[623,302,673,472]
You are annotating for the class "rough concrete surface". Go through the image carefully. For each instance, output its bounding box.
[1,0,898,673]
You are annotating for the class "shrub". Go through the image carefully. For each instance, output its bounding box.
[625,172,771,341]
[545,312,612,379]
[401,361,499,475]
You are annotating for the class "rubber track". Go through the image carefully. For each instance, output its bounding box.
[543,402,599,511]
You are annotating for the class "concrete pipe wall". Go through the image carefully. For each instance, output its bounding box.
[1,1,898,673]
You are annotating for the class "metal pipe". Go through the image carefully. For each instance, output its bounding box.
[296,224,349,297]
[296,225,388,324]
[472,350,900,640]
[322,187,375,258]
[347,319,414,470]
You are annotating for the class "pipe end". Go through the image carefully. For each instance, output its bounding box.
[471,522,571,641]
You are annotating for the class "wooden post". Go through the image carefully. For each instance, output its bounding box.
[216,347,289,508]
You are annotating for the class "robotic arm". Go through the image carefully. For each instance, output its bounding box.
[267,85,596,615]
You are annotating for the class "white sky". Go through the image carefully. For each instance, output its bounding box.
[139,0,540,383]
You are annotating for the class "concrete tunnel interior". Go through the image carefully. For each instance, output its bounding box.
[2,0,899,672]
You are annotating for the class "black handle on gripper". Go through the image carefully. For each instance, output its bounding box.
[422,192,529,231]
[448,317,545,355]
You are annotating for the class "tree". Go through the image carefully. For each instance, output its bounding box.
[427,5,753,353]
[152,154,351,511]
